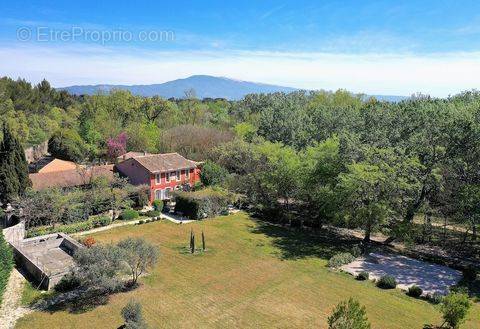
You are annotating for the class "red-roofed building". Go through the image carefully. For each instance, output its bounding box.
[115,152,201,203]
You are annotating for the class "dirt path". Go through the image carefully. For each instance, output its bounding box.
[0,269,31,329]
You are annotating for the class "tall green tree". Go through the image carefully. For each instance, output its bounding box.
[0,124,30,204]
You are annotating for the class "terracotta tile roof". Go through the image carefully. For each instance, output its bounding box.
[132,153,197,173]
[37,158,79,173]
[29,165,115,190]
[117,151,151,161]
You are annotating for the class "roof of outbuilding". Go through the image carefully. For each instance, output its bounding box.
[29,165,115,190]
[130,153,197,173]
[117,151,151,161]
[37,158,78,173]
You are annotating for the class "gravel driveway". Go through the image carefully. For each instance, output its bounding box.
[341,252,462,296]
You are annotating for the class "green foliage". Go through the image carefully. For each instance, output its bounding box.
[48,129,87,162]
[356,272,369,281]
[407,285,423,298]
[200,160,229,186]
[152,200,163,212]
[117,238,159,285]
[461,266,477,282]
[427,292,444,304]
[27,215,111,237]
[0,231,14,305]
[119,209,139,221]
[92,215,112,228]
[376,275,397,289]
[73,244,125,293]
[328,298,371,329]
[54,273,81,292]
[174,188,233,220]
[122,300,148,329]
[0,124,31,203]
[441,292,471,329]
[144,210,160,218]
[328,252,355,268]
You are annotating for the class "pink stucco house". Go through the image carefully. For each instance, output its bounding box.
[115,152,201,203]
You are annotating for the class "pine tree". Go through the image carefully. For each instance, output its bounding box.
[0,124,30,204]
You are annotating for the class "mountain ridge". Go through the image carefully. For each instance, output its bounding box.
[59,75,407,102]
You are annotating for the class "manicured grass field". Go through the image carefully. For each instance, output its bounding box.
[16,213,480,329]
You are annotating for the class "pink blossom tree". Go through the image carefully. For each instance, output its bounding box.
[107,132,127,160]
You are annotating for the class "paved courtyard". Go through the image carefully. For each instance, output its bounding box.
[341,252,463,295]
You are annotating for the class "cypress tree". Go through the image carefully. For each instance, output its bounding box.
[0,124,30,204]
[202,231,205,251]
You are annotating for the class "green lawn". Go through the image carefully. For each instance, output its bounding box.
[16,212,480,329]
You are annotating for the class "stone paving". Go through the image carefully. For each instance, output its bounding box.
[341,252,463,296]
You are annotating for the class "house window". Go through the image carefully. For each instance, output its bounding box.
[170,171,176,181]
[165,187,171,199]
[165,172,170,182]
[176,170,181,181]
[155,174,161,184]
[155,189,162,200]
[185,169,190,179]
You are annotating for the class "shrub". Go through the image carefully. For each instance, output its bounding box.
[200,160,229,186]
[174,188,233,220]
[0,231,14,306]
[462,266,477,282]
[376,275,397,289]
[81,237,96,248]
[138,220,145,225]
[441,292,471,329]
[407,285,423,298]
[351,245,362,258]
[54,273,81,292]
[152,200,163,212]
[427,292,444,304]
[119,209,139,221]
[356,271,369,281]
[92,215,111,228]
[328,252,355,268]
[122,300,147,329]
[145,210,160,218]
[328,298,371,329]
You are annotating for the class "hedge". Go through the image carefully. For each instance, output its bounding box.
[119,209,139,221]
[27,215,112,238]
[0,231,14,306]
[174,188,233,220]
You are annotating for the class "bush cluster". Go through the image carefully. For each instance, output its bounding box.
[119,209,139,221]
[356,271,369,281]
[27,215,112,237]
[0,232,14,305]
[152,200,163,212]
[174,188,232,220]
[426,292,444,304]
[376,275,397,289]
[407,285,423,298]
[462,266,477,282]
[328,252,355,268]
[144,210,160,217]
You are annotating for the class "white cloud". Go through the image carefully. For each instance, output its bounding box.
[0,43,479,97]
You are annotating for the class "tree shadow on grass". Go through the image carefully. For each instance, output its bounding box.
[249,220,359,261]
[38,285,138,314]
[455,278,480,302]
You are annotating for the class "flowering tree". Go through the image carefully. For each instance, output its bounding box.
[107,132,127,160]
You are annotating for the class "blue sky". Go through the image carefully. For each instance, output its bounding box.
[1,1,480,96]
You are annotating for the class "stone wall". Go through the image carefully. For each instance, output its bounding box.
[24,140,48,164]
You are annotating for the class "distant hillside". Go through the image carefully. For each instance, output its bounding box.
[60,75,297,100]
[59,75,408,102]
